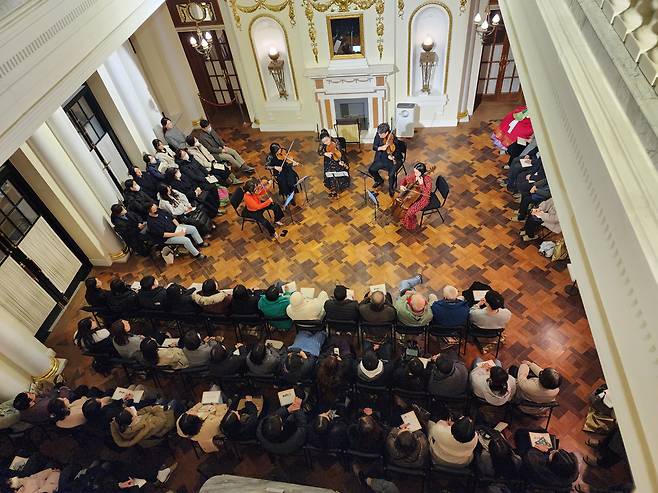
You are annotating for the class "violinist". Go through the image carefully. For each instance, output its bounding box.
[319,129,349,198]
[369,123,403,197]
[266,142,301,203]
[396,162,432,231]
[242,178,285,239]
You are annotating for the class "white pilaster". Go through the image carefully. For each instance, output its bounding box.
[0,357,33,402]
[47,107,121,210]
[0,314,57,382]
[27,123,124,266]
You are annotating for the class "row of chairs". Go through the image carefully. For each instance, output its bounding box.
[84,304,505,358]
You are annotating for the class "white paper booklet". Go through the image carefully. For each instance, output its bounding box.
[202,391,222,404]
[473,290,489,302]
[112,387,144,403]
[401,411,422,432]
[278,388,295,406]
[300,287,315,299]
[370,283,386,295]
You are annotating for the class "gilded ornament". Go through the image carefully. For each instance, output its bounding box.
[398,0,404,18]
[230,0,296,30]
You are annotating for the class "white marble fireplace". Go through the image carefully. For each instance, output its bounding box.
[306,63,394,142]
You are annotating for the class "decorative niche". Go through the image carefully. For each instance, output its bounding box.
[249,15,298,101]
[407,3,452,96]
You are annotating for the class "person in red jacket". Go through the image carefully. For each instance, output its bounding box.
[242,179,285,237]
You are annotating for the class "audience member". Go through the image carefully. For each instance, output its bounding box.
[84,277,109,308]
[123,178,155,215]
[315,353,353,409]
[73,317,113,354]
[286,290,329,321]
[392,356,428,391]
[191,279,232,314]
[257,396,307,455]
[470,359,516,406]
[512,360,561,412]
[476,433,522,479]
[13,386,71,424]
[359,290,396,324]
[220,395,263,441]
[209,342,247,379]
[157,183,194,218]
[386,422,429,469]
[144,153,166,182]
[111,404,176,448]
[152,138,178,171]
[231,284,261,316]
[246,340,283,375]
[177,396,228,453]
[394,290,437,327]
[161,117,187,150]
[198,119,254,174]
[110,319,144,360]
[5,467,60,493]
[427,353,468,397]
[521,198,561,241]
[521,448,579,489]
[181,330,218,367]
[137,275,167,310]
[348,408,387,453]
[469,290,512,329]
[427,416,478,467]
[289,328,327,358]
[82,394,125,432]
[145,203,207,259]
[356,350,391,386]
[165,283,199,313]
[307,411,348,450]
[107,277,139,313]
[140,337,188,370]
[131,166,159,199]
[281,349,316,385]
[324,285,359,323]
[258,284,292,329]
[431,285,469,327]
[47,396,89,429]
[185,134,240,187]
[110,204,149,256]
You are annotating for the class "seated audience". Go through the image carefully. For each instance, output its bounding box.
[517,166,551,222]
[84,277,109,308]
[209,342,247,379]
[286,290,329,321]
[110,319,144,360]
[132,165,160,199]
[161,117,187,150]
[392,356,429,391]
[153,138,178,171]
[289,328,327,358]
[470,359,517,406]
[5,467,60,493]
[47,396,89,429]
[145,203,207,259]
[185,134,240,187]
[427,416,478,467]
[315,352,353,409]
[476,433,522,479]
[137,275,167,310]
[144,153,166,181]
[281,349,316,385]
[431,285,469,327]
[348,408,387,453]
[324,285,359,323]
[140,337,189,370]
[513,360,561,411]
[307,411,349,450]
[157,183,194,218]
[427,353,468,397]
[198,118,254,174]
[386,422,429,469]
[111,203,149,256]
[521,448,579,489]
[182,330,218,367]
[246,340,283,375]
[191,279,232,314]
[73,317,113,354]
[111,404,176,448]
[123,178,155,215]
[258,284,292,330]
[359,290,396,324]
[220,395,264,441]
[13,386,71,424]
[257,396,307,455]
[231,284,261,316]
[165,283,199,313]
[521,197,561,241]
[107,277,139,313]
[469,290,512,329]
[394,290,437,326]
[177,397,228,453]
[356,349,391,387]
[82,395,125,433]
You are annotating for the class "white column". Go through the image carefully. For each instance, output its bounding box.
[47,108,121,210]
[27,124,124,264]
[0,315,57,382]
[101,50,158,151]
[0,357,33,401]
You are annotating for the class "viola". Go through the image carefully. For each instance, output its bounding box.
[384,131,396,155]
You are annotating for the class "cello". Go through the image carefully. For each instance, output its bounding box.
[389,165,436,221]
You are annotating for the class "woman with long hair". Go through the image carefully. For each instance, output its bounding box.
[160,117,187,151]
[157,184,193,218]
[318,129,349,198]
[140,337,188,370]
[266,142,300,201]
[152,138,178,171]
[73,317,114,354]
[396,162,432,231]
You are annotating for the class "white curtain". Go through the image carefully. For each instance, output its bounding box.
[19,217,81,293]
[0,257,56,334]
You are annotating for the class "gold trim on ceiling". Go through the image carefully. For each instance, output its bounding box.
[407,1,453,96]
[229,0,296,30]
[326,13,365,60]
[248,14,299,101]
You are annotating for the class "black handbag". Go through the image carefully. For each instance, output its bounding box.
[180,208,212,235]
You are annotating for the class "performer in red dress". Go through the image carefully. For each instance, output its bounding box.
[397,163,432,231]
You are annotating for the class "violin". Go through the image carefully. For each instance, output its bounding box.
[276,147,301,166]
[325,140,342,161]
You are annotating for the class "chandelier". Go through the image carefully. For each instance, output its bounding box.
[186,2,214,60]
[473,8,501,41]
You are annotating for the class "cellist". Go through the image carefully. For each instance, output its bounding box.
[369,123,403,196]
[395,162,432,231]
[319,129,349,198]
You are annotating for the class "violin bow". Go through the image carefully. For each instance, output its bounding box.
[282,139,296,165]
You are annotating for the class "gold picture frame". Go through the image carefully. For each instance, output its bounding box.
[327,14,365,59]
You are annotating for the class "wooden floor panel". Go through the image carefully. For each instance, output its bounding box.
[42,102,632,491]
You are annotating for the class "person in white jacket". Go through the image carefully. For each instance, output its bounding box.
[513,360,560,413]
[286,291,329,321]
[157,184,194,218]
[470,358,516,406]
[522,197,561,241]
[427,416,478,467]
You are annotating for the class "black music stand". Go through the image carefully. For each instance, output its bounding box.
[294,176,310,204]
[367,190,380,223]
[358,169,371,205]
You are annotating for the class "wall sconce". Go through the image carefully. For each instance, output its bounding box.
[187,2,214,60]
[267,47,288,99]
[473,9,501,41]
[419,36,437,94]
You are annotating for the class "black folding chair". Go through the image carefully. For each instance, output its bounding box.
[426,323,466,354]
[359,322,395,352]
[465,322,505,359]
[420,175,449,226]
[429,461,476,493]
[345,449,384,469]
[292,319,326,334]
[384,462,427,493]
[230,187,266,234]
[513,399,559,431]
[325,318,359,338]
[231,313,265,342]
[394,323,428,354]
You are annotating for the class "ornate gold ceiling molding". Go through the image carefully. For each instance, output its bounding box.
[229,0,296,29]
[398,0,404,19]
[301,0,385,62]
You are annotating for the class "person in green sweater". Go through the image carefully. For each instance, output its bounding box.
[258,285,293,330]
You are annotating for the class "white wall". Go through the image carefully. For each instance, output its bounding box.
[500,1,658,490]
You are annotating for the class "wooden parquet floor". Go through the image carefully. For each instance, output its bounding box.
[44,102,631,491]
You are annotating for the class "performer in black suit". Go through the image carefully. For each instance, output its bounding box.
[368,123,403,196]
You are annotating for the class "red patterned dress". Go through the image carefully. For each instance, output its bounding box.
[398,173,432,231]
